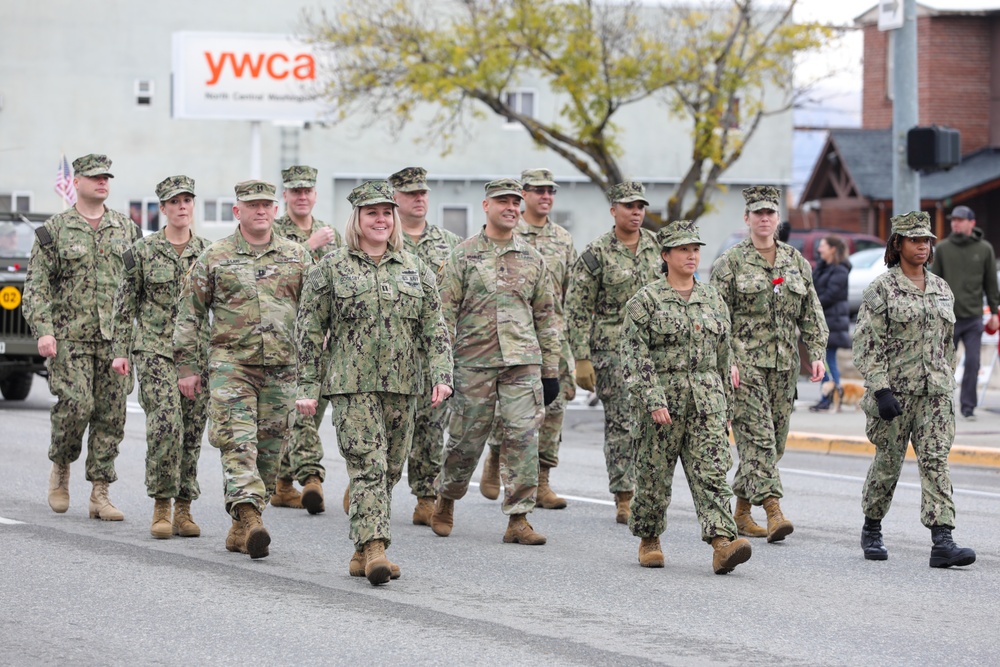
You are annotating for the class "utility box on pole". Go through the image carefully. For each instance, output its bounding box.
[907,126,961,171]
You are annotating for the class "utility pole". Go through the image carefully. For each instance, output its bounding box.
[892,0,919,214]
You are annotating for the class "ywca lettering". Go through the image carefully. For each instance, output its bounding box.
[204,51,316,85]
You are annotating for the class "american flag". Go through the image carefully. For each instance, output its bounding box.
[54,154,76,207]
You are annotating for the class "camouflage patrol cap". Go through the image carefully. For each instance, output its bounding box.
[281,165,318,189]
[155,175,195,201]
[520,168,558,189]
[484,178,523,199]
[347,180,397,208]
[389,166,431,193]
[72,153,114,178]
[891,211,936,239]
[659,220,705,249]
[607,181,649,205]
[234,180,279,202]
[742,185,781,212]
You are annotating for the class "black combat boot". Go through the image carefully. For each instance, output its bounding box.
[929,526,976,568]
[861,516,888,561]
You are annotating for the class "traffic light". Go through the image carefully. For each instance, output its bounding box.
[907,126,961,172]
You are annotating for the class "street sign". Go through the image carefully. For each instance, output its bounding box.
[879,0,904,31]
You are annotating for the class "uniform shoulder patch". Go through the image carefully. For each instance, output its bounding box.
[626,297,650,325]
[862,287,886,314]
[34,226,53,246]
[123,249,136,271]
[308,266,329,293]
[581,249,599,273]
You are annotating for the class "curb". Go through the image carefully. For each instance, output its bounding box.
[785,431,1000,469]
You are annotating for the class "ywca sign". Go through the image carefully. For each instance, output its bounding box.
[172,32,327,121]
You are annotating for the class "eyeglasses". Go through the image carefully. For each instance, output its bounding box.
[524,187,556,195]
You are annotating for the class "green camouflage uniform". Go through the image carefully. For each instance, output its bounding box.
[855,230,958,527]
[565,226,661,493]
[437,221,560,515]
[622,277,739,543]
[487,216,577,469]
[23,163,140,483]
[174,218,310,519]
[296,239,453,551]
[272,212,342,485]
[112,224,209,500]
[711,238,827,505]
[401,222,462,498]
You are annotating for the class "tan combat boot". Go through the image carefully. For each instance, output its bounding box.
[363,539,392,585]
[503,514,547,545]
[480,448,500,500]
[89,481,124,521]
[343,486,350,514]
[225,518,246,553]
[301,475,325,515]
[762,496,794,543]
[638,536,665,568]
[431,495,455,537]
[47,462,70,513]
[172,499,200,537]
[712,536,753,574]
[412,496,435,526]
[270,477,303,508]
[150,498,172,539]
[349,548,401,579]
[537,465,567,510]
[614,491,634,525]
[237,504,271,559]
[734,497,767,538]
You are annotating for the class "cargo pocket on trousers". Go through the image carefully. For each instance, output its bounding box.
[208,401,230,449]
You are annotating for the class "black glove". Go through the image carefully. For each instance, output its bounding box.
[542,378,560,406]
[874,388,902,421]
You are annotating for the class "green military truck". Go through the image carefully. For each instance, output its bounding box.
[0,212,47,400]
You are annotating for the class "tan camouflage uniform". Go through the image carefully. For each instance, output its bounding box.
[565,206,660,494]
[437,199,561,515]
[297,235,452,550]
[23,154,140,483]
[112,210,209,501]
[854,213,958,528]
[173,182,310,520]
[710,187,827,506]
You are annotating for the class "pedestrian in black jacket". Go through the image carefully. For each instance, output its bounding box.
[811,235,851,411]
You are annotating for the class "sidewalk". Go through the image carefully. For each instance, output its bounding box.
[790,378,1000,469]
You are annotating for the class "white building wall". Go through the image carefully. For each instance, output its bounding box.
[0,0,793,271]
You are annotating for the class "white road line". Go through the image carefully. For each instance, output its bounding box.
[782,467,1000,499]
[0,516,26,525]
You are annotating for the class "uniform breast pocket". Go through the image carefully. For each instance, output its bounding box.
[335,276,374,319]
[937,299,957,325]
[273,259,303,299]
[601,266,634,311]
[216,265,255,300]
[58,244,90,276]
[887,303,921,340]
[650,314,682,346]
[396,281,423,319]
[146,266,177,307]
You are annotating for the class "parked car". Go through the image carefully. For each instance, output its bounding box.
[0,212,48,400]
[715,228,885,269]
[846,247,889,316]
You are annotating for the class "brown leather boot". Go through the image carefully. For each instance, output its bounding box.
[150,498,172,539]
[270,477,303,508]
[172,499,200,537]
[412,496,435,526]
[762,496,794,543]
[301,475,325,515]
[237,504,271,559]
[47,462,70,513]
[431,495,455,537]
[712,536,753,574]
[342,486,350,514]
[503,514,546,545]
[225,518,246,553]
[480,448,500,500]
[363,539,392,585]
[615,491,633,524]
[349,548,401,579]
[734,497,767,538]
[536,465,567,509]
[89,481,124,521]
[638,536,664,567]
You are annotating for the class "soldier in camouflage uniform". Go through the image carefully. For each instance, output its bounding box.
[111,175,209,539]
[174,180,310,559]
[621,221,752,574]
[296,180,453,585]
[271,165,343,514]
[389,166,462,527]
[481,168,577,510]
[854,211,976,568]
[23,154,141,521]
[711,186,827,543]
[564,181,661,523]
[433,178,561,545]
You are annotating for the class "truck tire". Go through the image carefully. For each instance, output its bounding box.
[0,372,33,401]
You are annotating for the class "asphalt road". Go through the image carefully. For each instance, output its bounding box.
[2,382,999,666]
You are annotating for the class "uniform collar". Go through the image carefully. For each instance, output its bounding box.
[888,266,945,295]
[476,227,528,255]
